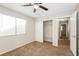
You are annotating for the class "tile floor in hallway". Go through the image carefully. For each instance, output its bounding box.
[1,41,73,56]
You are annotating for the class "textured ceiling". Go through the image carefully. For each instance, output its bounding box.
[0,3,78,18]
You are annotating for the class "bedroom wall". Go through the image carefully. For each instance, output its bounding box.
[35,19,43,42]
[0,5,35,54]
[52,19,59,47]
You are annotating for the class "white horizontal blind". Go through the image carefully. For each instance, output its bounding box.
[0,13,26,36]
[16,18,26,34]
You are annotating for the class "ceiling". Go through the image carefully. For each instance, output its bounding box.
[0,3,78,18]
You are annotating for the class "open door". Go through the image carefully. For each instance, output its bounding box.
[43,20,52,43]
[70,11,77,56]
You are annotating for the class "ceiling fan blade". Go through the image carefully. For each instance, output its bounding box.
[22,3,32,6]
[34,3,42,4]
[39,5,48,11]
[33,8,36,13]
[39,3,42,4]
[22,5,32,6]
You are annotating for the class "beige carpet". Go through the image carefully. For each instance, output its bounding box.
[58,39,70,48]
[1,41,73,56]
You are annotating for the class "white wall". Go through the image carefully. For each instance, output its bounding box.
[35,18,59,47]
[52,19,59,47]
[70,11,77,56]
[0,5,35,55]
[35,19,43,42]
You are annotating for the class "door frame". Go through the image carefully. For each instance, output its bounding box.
[43,20,52,43]
[60,23,67,38]
[59,21,68,39]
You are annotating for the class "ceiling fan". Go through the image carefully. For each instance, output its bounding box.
[22,3,48,13]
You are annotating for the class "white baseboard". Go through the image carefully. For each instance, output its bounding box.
[0,40,34,55]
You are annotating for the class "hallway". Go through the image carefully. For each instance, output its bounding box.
[58,39,70,48]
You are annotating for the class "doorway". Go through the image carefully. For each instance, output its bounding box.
[60,23,68,39]
[58,20,70,48]
[43,20,52,44]
[60,24,66,39]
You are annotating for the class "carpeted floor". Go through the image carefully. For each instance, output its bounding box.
[1,41,73,56]
[58,39,70,48]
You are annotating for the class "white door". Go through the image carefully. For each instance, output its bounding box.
[43,21,52,42]
[70,11,77,56]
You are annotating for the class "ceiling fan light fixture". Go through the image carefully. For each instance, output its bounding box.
[33,5,39,9]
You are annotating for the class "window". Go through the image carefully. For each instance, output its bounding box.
[0,14,16,36]
[0,13,26,36]
[16,18,26,34]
